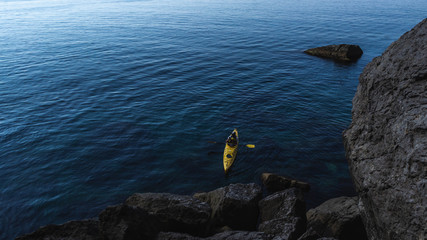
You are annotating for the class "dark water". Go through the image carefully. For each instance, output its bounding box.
[1,0,426,238]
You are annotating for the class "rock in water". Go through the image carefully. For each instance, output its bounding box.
[304,44,363,62]
[343,19,427,240]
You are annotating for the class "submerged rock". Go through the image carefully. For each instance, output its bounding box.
[304,44,363,62]
[15,219,101,240]
[261,173,310,193]
[305,196,367,240]
[343,19,427,239]
[193,183,262,231]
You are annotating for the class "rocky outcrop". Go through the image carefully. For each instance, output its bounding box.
[304,44,363,62]
[303,196,367,240]
[261,173,310,193]
[343,19,427,240]
[15,219,101,240]
[193,183,262,231]
[258,188,307,240]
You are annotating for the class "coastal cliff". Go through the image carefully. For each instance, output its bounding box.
[343,18,427,240]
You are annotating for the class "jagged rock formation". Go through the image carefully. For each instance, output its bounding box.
[343,18,427,240]
[304,44,363,62]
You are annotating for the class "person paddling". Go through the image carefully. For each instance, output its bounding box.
[226,132,237,147]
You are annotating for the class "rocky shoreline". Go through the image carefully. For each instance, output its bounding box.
[16,174,367,240]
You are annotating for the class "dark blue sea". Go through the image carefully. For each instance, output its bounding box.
[1,0,426,238]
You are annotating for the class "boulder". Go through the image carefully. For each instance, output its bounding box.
[125,193,211,236]
[261,173,310,193]
[305,196,367,240]
[304,44,363,62]
[343,19,427,240]
[193,183,262,231]
[15,219,101,240]
[258,188,307,240]
[98,204,160,240]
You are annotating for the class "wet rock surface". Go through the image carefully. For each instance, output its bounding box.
[343,18,427,240]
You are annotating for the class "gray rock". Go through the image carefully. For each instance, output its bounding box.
[297,227,321,240]
[156,231,271,240]
[156,232,202,240]
[15,219,101,240]
[261,173,310,193]
[125,193,211,236]
[343,18,427,240]
[259,188,306,222]
[99,204,160,240]
[305,196,367,240]
[193,183,262,231]
[259,217,305,240]
[304,44,363,62]
[258,188,307,240]
[207,231,271,240]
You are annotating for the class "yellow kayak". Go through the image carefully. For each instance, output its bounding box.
[223,129,239,173]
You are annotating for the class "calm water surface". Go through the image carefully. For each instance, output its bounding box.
[1,0,426,238]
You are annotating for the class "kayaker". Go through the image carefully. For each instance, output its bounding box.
[226,132,237,147]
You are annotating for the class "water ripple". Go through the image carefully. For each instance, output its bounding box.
[1,0,427,239]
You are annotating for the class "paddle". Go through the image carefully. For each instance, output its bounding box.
[208,141,255,148]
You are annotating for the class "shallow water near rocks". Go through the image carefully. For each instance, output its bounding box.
[1,0,426,239]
